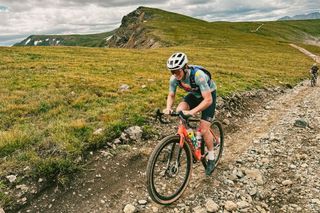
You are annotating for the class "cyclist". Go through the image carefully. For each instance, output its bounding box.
[163,52,217,176]
[310,63,319,80]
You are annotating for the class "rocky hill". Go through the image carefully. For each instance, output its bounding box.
[13,7,164,48]
[104,7,164,48]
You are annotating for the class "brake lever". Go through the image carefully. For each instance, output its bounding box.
[155,109,169,124]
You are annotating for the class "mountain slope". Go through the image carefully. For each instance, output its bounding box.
[13,31,114,47]
[13,7,320,48]
[278,12,320,20]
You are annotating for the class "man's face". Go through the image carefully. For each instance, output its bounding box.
[171,68,184,80]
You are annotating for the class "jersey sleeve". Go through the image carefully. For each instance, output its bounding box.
[194,70,211,92]
[169,75,178,93]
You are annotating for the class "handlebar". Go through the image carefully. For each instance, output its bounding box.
[155,109,200,124]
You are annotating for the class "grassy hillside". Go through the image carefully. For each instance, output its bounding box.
[140,7,320,48]
[1,7,319,208]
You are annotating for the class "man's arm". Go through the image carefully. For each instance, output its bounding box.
[164,76,178,114]
[166,92,175,110]
[189,90,212,115]
[164,92,175,114]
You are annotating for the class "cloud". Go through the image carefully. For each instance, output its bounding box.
[0,0,319,46]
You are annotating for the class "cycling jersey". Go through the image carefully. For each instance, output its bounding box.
[169,66,217,98]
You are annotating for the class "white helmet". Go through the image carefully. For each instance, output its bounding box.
[167,52,188,70]
[313,63,317,66]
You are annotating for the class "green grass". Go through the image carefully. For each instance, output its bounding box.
[300,44,320,56]
[0,180,10,207]
[0,6,319,208]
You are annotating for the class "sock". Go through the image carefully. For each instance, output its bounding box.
[208,150,215,160]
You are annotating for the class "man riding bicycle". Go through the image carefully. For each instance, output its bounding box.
[310,63,319,79]
[163,52,217,176]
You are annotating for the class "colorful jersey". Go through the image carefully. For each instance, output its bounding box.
[169,65,217,98]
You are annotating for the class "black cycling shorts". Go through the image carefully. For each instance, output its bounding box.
[183,90,216,122]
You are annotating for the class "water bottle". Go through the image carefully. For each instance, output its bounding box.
[195,129,202,160]
[187,128,197,147]
[196,130,202,149]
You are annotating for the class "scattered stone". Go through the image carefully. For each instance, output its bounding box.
[282,180,293,186]
[264,105,274,110]
[294,119,308,128]
[256,205,266,213]
[137,200,147,205]
[123,204,136,213]
[124,126,143,141]
[224,201,237,211]
[119,84,130,92]
[237,200,250,209]
[261,158,269,164]
[6,175,17,183]
[100,150,111,157]
[205,198,219,212]
[301,163,308,168]
[247,187,257,196]
[151,206,158,212]
[114,138,122,144]
[16,184,29,193]
[244,169,264,185]
[311,199,320,205]
[93,128,104,135]
[223,119,230,125]
[193,206,207,213]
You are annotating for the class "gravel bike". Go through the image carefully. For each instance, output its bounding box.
[146,109,224,205]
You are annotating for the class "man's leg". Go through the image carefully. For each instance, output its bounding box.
[199,120,216,176]
[176,101,190,112]
[200,120,213,152]
[200,91,216,176]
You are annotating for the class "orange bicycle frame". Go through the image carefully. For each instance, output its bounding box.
[177,124,201,161]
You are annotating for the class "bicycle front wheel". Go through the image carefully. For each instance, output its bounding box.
[146,135,192,205]
[201,121,224,170]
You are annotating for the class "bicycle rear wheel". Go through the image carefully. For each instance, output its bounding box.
[201,121,224,171]
[311,78,315,87]
[146,135,192,205]
[311,75,316,87]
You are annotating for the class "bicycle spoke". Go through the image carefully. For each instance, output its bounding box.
[152,141,189,199]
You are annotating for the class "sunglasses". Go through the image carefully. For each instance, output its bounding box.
[171,69,182,75]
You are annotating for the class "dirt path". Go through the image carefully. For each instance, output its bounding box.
[290,44,320,63]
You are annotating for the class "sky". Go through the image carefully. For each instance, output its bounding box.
[0,0,319,46]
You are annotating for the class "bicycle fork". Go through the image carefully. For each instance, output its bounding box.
[163,141,184,177]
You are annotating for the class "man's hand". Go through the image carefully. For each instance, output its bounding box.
[163,108,173,115]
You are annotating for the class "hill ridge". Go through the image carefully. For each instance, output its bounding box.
[13,7,320,48]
